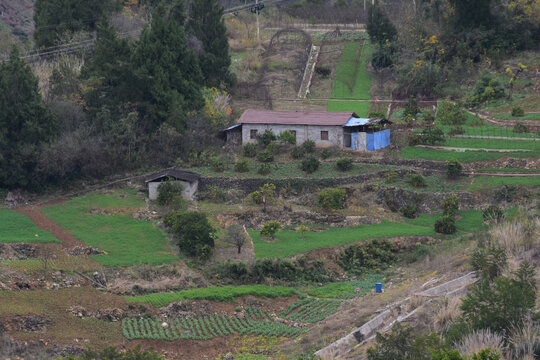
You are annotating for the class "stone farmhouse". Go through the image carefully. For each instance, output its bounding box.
[145,168,200,201]
[225,109,391,151]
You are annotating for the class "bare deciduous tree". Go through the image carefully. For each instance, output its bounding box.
[225,224,250,254]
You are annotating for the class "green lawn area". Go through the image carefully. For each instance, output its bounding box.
[437,112,537,139]
[492,113,540,121]
[41,190,179,267]
[468,176,540,191]
[125,285,296,306]
[331,41,372,100]
[406,210,487,233]
[401,147,538,162]
[307,274,384,299]
[444,137,539,151]
[192,162,393,179]
[327,100,371,116]
[249,220,437,258]
[0,209,59,243]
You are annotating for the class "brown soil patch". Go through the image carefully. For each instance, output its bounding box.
[16,201,85,249]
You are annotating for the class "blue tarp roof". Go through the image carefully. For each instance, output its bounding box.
[225,124,242,131]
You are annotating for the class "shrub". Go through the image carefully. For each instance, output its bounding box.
[320,148,332,159]
[204,185,226,203]
[164,212,215,259]
[407,133,423,146]
[465,74,505,107]
[250,190,263,204]
[437,101,467,125]
[385,171,398,183]
[300,156,320,174]
[421,126,445,145]
[493,184,517,202]
[403,95,420,119]
[260,221,282,239]
[338,239,398,272]
[257,130,276,146]
[471,247,507,281]
[234,160,249,173]
[210,157,226,172]
[400,204,417,219]
[257,163,272,175]
[301,140,316,153]
[441,194,459,216]
[469,115,484,126]
[315,66,331,78]
[513,123,528,133]
[250,183,275,211]
[257,149,274,163]
[461,277,536,334]
[278,130,296,145]
[422,110,435,123]
[318,188,346,210]
[511,106,525,117]
[157,181,186,210]
[243,143,257,157]
[368,111,386,118]
[407,174,427,188]
[446,160,463,179]
[482,205,503,223]
[434,215,456,234]
[336,158,353,172]
[291,146,304,159]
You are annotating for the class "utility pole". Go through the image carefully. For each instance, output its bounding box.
[256,0,260,45]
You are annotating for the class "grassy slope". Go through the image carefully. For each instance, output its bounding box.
[328,41,372,115]
[42,190,179,267]
[444,137,540,150]
[469,176,540,191]
[0,209,59,243]
[125,285,296,306]
[372,174,471,193]
[492,113,540,121]
[249,220,437,258]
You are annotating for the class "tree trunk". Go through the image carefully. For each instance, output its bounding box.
[237,245,242,254]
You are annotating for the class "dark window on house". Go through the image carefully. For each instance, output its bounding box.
[321,131,329,140]
[250,129,258,139]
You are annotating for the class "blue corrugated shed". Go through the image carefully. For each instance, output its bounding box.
[366,129,391,150]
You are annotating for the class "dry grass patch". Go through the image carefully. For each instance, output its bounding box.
[456,329,507,358]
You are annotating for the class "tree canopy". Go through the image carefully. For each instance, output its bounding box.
[0,47,57,189]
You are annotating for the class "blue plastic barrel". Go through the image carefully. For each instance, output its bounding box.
[375,282,383,293]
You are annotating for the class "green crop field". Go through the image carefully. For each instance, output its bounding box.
[331,41,372,100]
[444,137,540,151]
[250,220,437,258]
[401,147,537,162]
[492,113,540,121]
[122,307,304,341]
[468,176,540,191]
[327,100,371,116]
[0,209,59,243]
[279,298,340,323]
[41,190,179,267]
[126,285,296,306]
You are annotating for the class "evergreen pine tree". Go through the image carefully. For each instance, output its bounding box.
[131,14,203,132]
[0,47,57,189]
[187,0,234,87]
[366,2,397,47]
[34,0,120,47]
[80,19,134,125]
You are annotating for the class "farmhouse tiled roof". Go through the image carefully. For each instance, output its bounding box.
[237,109,358,126]
[145,168,200,183]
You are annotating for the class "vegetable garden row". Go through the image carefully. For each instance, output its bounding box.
[280,298,341,323]
[122,307,304,341]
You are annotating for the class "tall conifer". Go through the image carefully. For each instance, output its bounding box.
[187,0,234,87]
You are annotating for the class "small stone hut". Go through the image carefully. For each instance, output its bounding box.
[145,169,200,201]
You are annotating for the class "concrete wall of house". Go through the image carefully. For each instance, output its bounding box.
[148,180,199,201]
[241,124,343,147]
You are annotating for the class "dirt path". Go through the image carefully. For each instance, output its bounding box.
[16,200,85,249]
